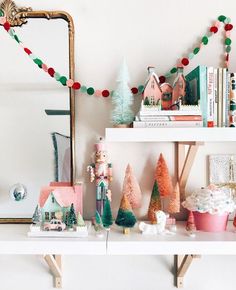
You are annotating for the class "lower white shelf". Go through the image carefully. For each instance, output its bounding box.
[0,225,106,255]
[107,222,236,255]
[1,222,236,255]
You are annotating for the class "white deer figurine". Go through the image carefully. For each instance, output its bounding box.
[139,210,175,235]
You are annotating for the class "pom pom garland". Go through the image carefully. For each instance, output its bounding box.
[0,14,233,97]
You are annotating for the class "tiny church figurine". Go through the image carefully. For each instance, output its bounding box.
[87,138,113,216]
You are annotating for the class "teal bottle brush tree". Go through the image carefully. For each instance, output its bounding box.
[111,60,134,127]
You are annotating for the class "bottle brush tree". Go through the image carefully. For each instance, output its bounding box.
[67,203,77,228]
[115,194,137,234]
[111,60,134,126]
[155,153,173,198]
[148,180,162,224]
[77,211,86,227]
[167,182,180,214]
[32,204,42,224]
[102,196,113,229]
[122,164,142,209]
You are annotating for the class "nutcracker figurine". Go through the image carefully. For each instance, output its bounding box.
[87,138,112,216]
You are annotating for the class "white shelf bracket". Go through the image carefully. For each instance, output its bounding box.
[44,255,62,288]
[176,142,204,199]
[175,255,201,288]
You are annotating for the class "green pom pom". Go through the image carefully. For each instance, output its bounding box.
[87,87,95,95]
[165,72,172,78]
[14,35,20,43]
[188,52,194,60]
[0,9,4,17]
[54,72,61,81]
[80,86,87,93]
[170,67,177,74]
[224,17,231,24]
[33,58,43,67]
[59,76,67,86]
[202,36,208,45]
[9,29,14,37]
[218,15,226,22]
[225,38,232,45]
[138,85,144,93]
[193,47,200,55]
[226,45,231,53]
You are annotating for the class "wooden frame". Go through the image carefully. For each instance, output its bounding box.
[0,0,75,223]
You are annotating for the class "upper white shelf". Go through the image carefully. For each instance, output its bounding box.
[105,128,236,142]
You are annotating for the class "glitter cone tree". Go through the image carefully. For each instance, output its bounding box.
[167,182,180,214]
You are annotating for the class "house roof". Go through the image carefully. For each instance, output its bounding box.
[39,186,82,213]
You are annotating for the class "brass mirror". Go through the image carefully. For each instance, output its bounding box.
[0,0,75,223]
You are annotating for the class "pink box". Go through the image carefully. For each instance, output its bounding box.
[193,211,229,232]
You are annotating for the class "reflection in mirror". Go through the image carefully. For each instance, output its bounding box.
[0,18,71,219]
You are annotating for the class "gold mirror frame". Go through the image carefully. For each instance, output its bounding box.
[0,0,76,223]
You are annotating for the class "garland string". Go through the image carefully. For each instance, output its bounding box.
[0,11,233,98]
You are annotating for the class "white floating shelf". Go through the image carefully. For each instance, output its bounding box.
[107,222,236,255]
[105,128,236,142]
[0,225,106,255]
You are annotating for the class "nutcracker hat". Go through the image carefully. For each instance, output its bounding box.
[95,137,106,152]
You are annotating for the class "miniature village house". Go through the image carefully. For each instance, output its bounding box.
[143,67,173,109]
[39,184,83,222]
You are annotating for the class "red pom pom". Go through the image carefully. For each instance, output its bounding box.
[181,58,189,66]
[210,26,218,33]
[226,54,229,61]
[24,48,32,55]
[72,82,81,90]
[225,24,233,31]
[159,76,166,84]
[3,21,10,31]
[48,67,55,77]
[102,90,110,97]
[131,87,138,94]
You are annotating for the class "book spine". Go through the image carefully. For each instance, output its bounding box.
[213,68,218,127]
[217,68,223,127]
[222,68,227,127]
[139,115,202,121]
[199,66,208,127]
[133,121,203,128]
[207,67,214,127]
[229,73,236,127]
[139,110,201,116]
[225,72,230,127]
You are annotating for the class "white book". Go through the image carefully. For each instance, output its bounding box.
[207,67,214,127]
[213,68,218,127]
[222,68,227,127]
[139,110,201,116]
[217,68,223,127]
[133,121,203,128]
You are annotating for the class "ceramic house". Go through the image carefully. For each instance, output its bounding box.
[143,67,163,107]
[39,184,83,222]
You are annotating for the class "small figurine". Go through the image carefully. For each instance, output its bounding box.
[186,211,196,237]
[139,210,175,235]
[87,138,112,216]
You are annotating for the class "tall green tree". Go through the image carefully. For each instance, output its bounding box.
[67,203,77,228]
[102,196,113,228]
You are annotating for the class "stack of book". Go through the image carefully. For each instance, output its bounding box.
[186,66,236,127]
[133,108,203,128]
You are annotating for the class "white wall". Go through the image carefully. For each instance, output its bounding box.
[2,0,236,289]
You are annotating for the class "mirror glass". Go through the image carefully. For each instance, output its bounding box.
[0,18,71,218]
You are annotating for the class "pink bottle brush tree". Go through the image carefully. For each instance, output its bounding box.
[121,164,142,209]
